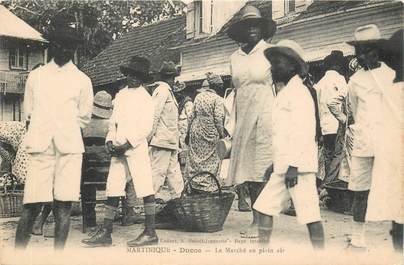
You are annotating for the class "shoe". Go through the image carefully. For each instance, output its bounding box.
[127,231,159,247]
[238,199,251,212]
[82,228,112,247]
[88,225,103,237]
[120,214,145,226]
[240,225,258,238]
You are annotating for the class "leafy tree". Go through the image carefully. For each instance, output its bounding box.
[2,0,185,65]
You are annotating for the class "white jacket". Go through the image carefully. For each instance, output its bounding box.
[23,60,93,154]
[272,75,318,174]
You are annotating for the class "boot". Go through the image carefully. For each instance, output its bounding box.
[127,230,158,247]
[81,227,112,247]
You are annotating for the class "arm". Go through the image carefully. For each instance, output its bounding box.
[77,78,94,128]
[346,81,358,125]
[213,98,225,139]
[23,73,34,123]
[149,84,170,141]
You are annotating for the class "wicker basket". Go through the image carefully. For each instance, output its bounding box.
[173,172,235,233]
[0,173,23,218]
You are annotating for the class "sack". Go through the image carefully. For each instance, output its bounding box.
[216,137,232,160]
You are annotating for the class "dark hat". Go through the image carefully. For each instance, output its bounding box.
[264,39,309,76]
[47,26,83,48]
[323,50,347,70]
[227,5,277,43]
[159,61,179,77]
[119,56,151,82]
[346,24,382,46]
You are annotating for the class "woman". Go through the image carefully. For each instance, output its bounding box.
[225,5,276,237]
[186,73,225,193]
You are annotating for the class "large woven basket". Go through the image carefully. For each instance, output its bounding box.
[0,173,23,218]
[173,172,235,233]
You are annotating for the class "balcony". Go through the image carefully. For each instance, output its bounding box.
[0,71,28,95]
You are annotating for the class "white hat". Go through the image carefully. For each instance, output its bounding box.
[347,24,381,46]
[93,91,113,119]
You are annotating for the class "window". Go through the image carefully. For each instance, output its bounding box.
[9,47,28,70]
[186,0,212,39]
[272,0,297,20]
[195,0,203,34]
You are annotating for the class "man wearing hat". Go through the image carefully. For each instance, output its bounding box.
[366,29,403,252]
[253,40,325,249]
[345,24,395,249]
[315,50,348,182]
[148,61,184,204]
[82,56,158,247]
[15,25,94,250]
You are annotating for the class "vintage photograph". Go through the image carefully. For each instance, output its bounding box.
[0,0,402,264]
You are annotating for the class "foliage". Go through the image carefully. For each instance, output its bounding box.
[2,0,186,65]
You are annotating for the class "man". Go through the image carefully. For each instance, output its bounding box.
[345,24,395,249]
[82,56,158,247]
[15,26,94,250]
[254,40,325,249]
[315,50,348,183]
[148,61,184,204]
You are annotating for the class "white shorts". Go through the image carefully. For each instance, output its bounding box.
[348,156,373,191]
[23,141,82,204]
[106,142,154,198]
[253,172,321,225]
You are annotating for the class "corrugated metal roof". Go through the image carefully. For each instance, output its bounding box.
[0,5,47,43]
[81,16,186,87]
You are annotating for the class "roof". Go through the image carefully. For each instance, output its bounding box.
[82,16,186,87]
[295,0,390,21]
[0,5,47,43]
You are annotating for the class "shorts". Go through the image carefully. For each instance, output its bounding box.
[348,156,373,191]
[253,172,321,225]
[106,142,154,198]
[23,141,82,204]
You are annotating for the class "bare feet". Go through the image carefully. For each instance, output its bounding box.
[240,224,258,238]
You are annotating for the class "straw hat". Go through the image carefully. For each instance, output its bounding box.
[159,61,180,77]
[227,5,276,43]
[346,24,382,46]
[172,81,186,93]
[119,56,151,82]
[206,72,223,86]
[264,39,309,76]
[93,91,113,119]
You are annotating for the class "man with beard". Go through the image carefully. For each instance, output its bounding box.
[253,40,324,249]
[15,25,94,250]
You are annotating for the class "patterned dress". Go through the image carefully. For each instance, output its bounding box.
[187,90,225,192]
[0,121,28,183]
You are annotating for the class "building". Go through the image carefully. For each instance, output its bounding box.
[0,5,48,121]
[175,0,403,90]
[81,16,186,96]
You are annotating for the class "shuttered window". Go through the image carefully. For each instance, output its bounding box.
[186,1,195,39]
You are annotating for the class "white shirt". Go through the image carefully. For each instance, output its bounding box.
[272,75,318,174]
[23,60,93,154]
[106,86,154,149]
[315,70,348,135]
[347,62,395,157]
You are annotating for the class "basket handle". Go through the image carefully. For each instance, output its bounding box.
[183,171,222,198]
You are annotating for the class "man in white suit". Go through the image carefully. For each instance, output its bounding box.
[15,26,94,250]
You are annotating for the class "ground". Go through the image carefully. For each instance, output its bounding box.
[0,199,402,265]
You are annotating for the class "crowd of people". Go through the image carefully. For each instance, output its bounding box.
[0,4,401,252]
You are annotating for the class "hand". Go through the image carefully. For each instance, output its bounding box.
[113,142,132,156]
[285,166,298,188]
[105,141,115,155]
[263,164,274,182]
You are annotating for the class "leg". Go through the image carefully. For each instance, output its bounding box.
[166,150,184,200]
[258,214,273,245]
[53,200,72,250]
[248,181,265,225]
[32,203,53,235]
[121,180,144,226]
[82,185,97,229]
[350,190,369,248]
[307,221,325,250]
[323,134,337,178]
[236,183,251,212]
[149,147,171,201]
[127,195,158,247]
[15,203,42,249]
[391,222,403,253]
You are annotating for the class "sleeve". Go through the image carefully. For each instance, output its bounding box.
[347,80,358,125]
[126,98,154,148]
[150,84,170,139]
[288,90,315,170]
[77,77,94,128]
[23,72,35,121]
[184,101,194,123]
[105,105,117,143]
[213,97,225,139]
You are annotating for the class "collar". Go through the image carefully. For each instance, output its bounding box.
[236,39,268,56]
[48,59,75,72]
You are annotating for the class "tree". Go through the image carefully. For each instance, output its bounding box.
[2,0,185,66]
